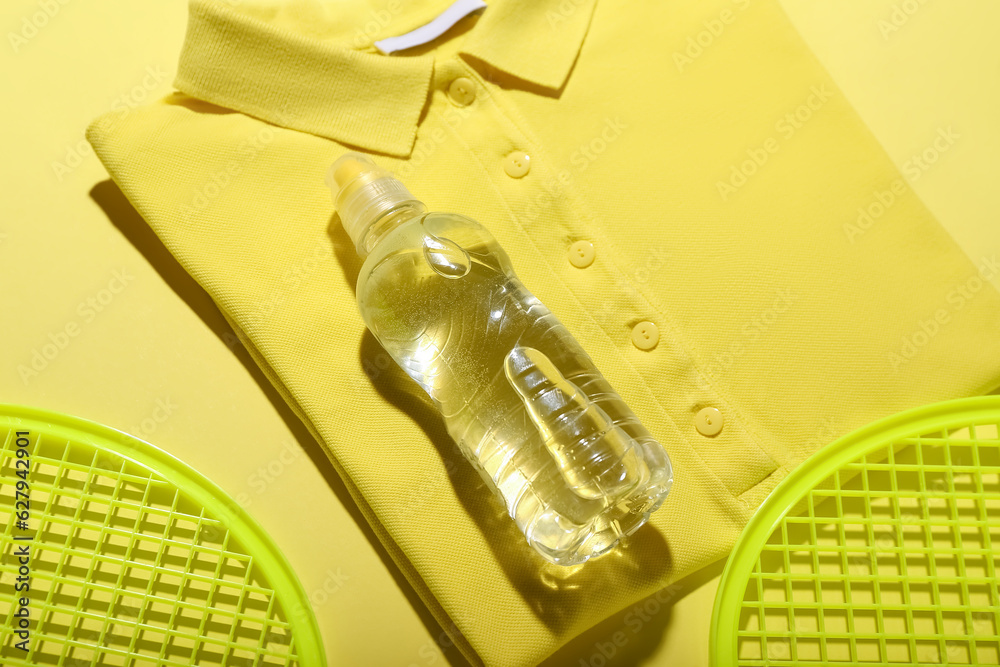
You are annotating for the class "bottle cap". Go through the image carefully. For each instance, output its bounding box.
[325,153,420,255]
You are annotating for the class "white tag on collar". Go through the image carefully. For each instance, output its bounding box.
[374,0,487,54]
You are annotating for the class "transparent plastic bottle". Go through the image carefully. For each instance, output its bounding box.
[327,154,673,566]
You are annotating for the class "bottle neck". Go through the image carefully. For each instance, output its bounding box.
[358,201,428,256]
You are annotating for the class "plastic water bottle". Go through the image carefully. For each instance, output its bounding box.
[327,154,673,565]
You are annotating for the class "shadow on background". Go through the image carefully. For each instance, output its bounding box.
[539,558,726,667]
[88,179,474,667]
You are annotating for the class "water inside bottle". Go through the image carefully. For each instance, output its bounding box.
[358,213,672,564]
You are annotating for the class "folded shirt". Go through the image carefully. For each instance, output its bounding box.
[86,0,1000,664]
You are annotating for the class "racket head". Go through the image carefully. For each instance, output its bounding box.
[0,404,326,666]
[711,396,1000,666]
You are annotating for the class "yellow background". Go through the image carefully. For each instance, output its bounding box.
[2,1,997,665]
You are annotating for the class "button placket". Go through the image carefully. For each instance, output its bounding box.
[462,95,669,355]
[429,57,780,502]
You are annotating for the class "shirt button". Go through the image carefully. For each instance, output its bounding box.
[448,77,476,106]
[694,407,724,437]
[631,321,659,350]
[503,151,531,178]
[568,240,595,268]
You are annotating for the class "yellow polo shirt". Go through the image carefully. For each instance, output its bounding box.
[85,0,1000,665]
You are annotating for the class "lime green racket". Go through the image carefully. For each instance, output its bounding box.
[0,405,326,666]
[712,396,1000,666]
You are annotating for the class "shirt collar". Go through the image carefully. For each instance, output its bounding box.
[175,0,598,157]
